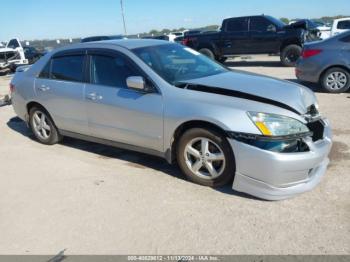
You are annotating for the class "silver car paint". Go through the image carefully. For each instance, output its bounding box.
[296,32,350,83]
[11,40,332,200]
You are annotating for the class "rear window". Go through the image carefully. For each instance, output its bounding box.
[51,55,84,82]
[226,18,248,32]
[337,20,350,29]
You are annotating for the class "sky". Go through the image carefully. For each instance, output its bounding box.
[1,0,349,41]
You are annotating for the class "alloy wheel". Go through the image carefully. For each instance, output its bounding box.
[184,137,226,180]
[32,111,51,140]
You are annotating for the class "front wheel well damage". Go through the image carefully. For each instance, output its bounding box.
[168,120,229,164]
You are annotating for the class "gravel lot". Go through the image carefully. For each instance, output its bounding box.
[0,55,349,255]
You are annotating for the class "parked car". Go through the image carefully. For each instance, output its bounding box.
[296,31,350,93]
[10,40,332,200]
[168,32,184,42]
[142,35,169,41]
[330,18,350,37]
[181,15,315,66]
[0,38,29,72]
[81,35,125,43]
[311,20,332,39]
[23,46,45,64]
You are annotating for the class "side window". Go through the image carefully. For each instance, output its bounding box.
[337,20,350,29]
[250,17,275,32]
[39,60,51,79]
[51,55,84,82]
[7,39,20,49]
[226,18,248,32]
[90,54,141,88]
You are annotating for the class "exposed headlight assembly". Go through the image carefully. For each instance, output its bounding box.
[247,112,310,137]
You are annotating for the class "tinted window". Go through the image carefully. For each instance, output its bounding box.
[90,54,140,88]
[7,39,20,49]
[338,20,350,29]
[51,55,84,82]
[226,18,248,32]
[39,61,51,78]
[250,17,275,31]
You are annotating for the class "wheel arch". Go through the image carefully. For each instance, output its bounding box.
[280,40,302,52]
[166,120,230,164]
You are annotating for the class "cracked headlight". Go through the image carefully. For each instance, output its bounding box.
[247,112,310,137]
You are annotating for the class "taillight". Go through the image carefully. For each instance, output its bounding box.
[181,38,190,46]
[302,49,322,59]
[9,83,15,93]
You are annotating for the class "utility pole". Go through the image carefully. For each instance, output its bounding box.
[120,0,127,35]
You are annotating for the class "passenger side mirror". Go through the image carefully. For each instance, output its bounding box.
[126,76,146,91]
[267,25,277,32]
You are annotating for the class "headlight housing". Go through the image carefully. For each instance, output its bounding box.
[247,112,310,137]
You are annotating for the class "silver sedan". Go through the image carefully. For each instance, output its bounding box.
[10,40,332,200]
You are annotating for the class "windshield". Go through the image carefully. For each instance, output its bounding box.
[132,44,227,85]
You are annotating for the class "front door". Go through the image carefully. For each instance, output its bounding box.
[85,50,164,152]
[249,16,280,53]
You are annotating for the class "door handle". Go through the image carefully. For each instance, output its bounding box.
[86,92,103,101]
[38,85,50,91]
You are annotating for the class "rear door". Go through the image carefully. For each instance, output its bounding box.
[85,49,163,151]
[249,16,280,53]
[34,50,89,134]
[221,17,250,55]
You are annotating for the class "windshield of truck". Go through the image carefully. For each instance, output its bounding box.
[133,44,228,85]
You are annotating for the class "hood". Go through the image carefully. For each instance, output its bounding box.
[179,71,317,115]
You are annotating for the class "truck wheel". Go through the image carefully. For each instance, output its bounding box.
[280,45,302,67]
[198,48,215,60]
[320,67,350,93]
[176,128,235,188]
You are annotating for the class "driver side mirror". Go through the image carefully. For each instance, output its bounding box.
[267,25,277,32]
[126,76,146,92]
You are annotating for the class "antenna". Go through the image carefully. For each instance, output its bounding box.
[120,0,127,35]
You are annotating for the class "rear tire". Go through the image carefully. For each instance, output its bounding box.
[320,67,350,93]
[280,44,302,67]
[29,106,62,145]
[198,48,215,60]
[177,128,235,188]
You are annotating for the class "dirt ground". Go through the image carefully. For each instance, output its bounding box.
[0,55,349,255]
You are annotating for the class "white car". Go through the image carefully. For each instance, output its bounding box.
[168,32,184,42]
[331,18,350,37]
[0,38,28,71]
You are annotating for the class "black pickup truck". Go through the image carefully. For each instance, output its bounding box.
[182,15,314,66]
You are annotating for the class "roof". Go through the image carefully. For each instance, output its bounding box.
[80,39,171,50]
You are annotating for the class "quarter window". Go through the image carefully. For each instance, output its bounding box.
[39,61,51,79]
[51,55,84,82]
[7,39,20,49]
[90,54,140,88]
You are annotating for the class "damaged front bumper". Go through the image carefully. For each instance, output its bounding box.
[229,119,332,200]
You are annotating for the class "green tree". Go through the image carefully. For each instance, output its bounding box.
[280,17,289,24]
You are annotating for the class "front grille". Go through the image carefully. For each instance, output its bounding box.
[307,120,325,142]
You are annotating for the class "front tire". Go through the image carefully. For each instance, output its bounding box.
[280,44,302,67]
[29,106,62,145]
[177,128,235,188]
[320,67,350,93]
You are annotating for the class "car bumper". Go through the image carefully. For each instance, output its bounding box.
[230,120,332,200]
[295,59,322,83]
